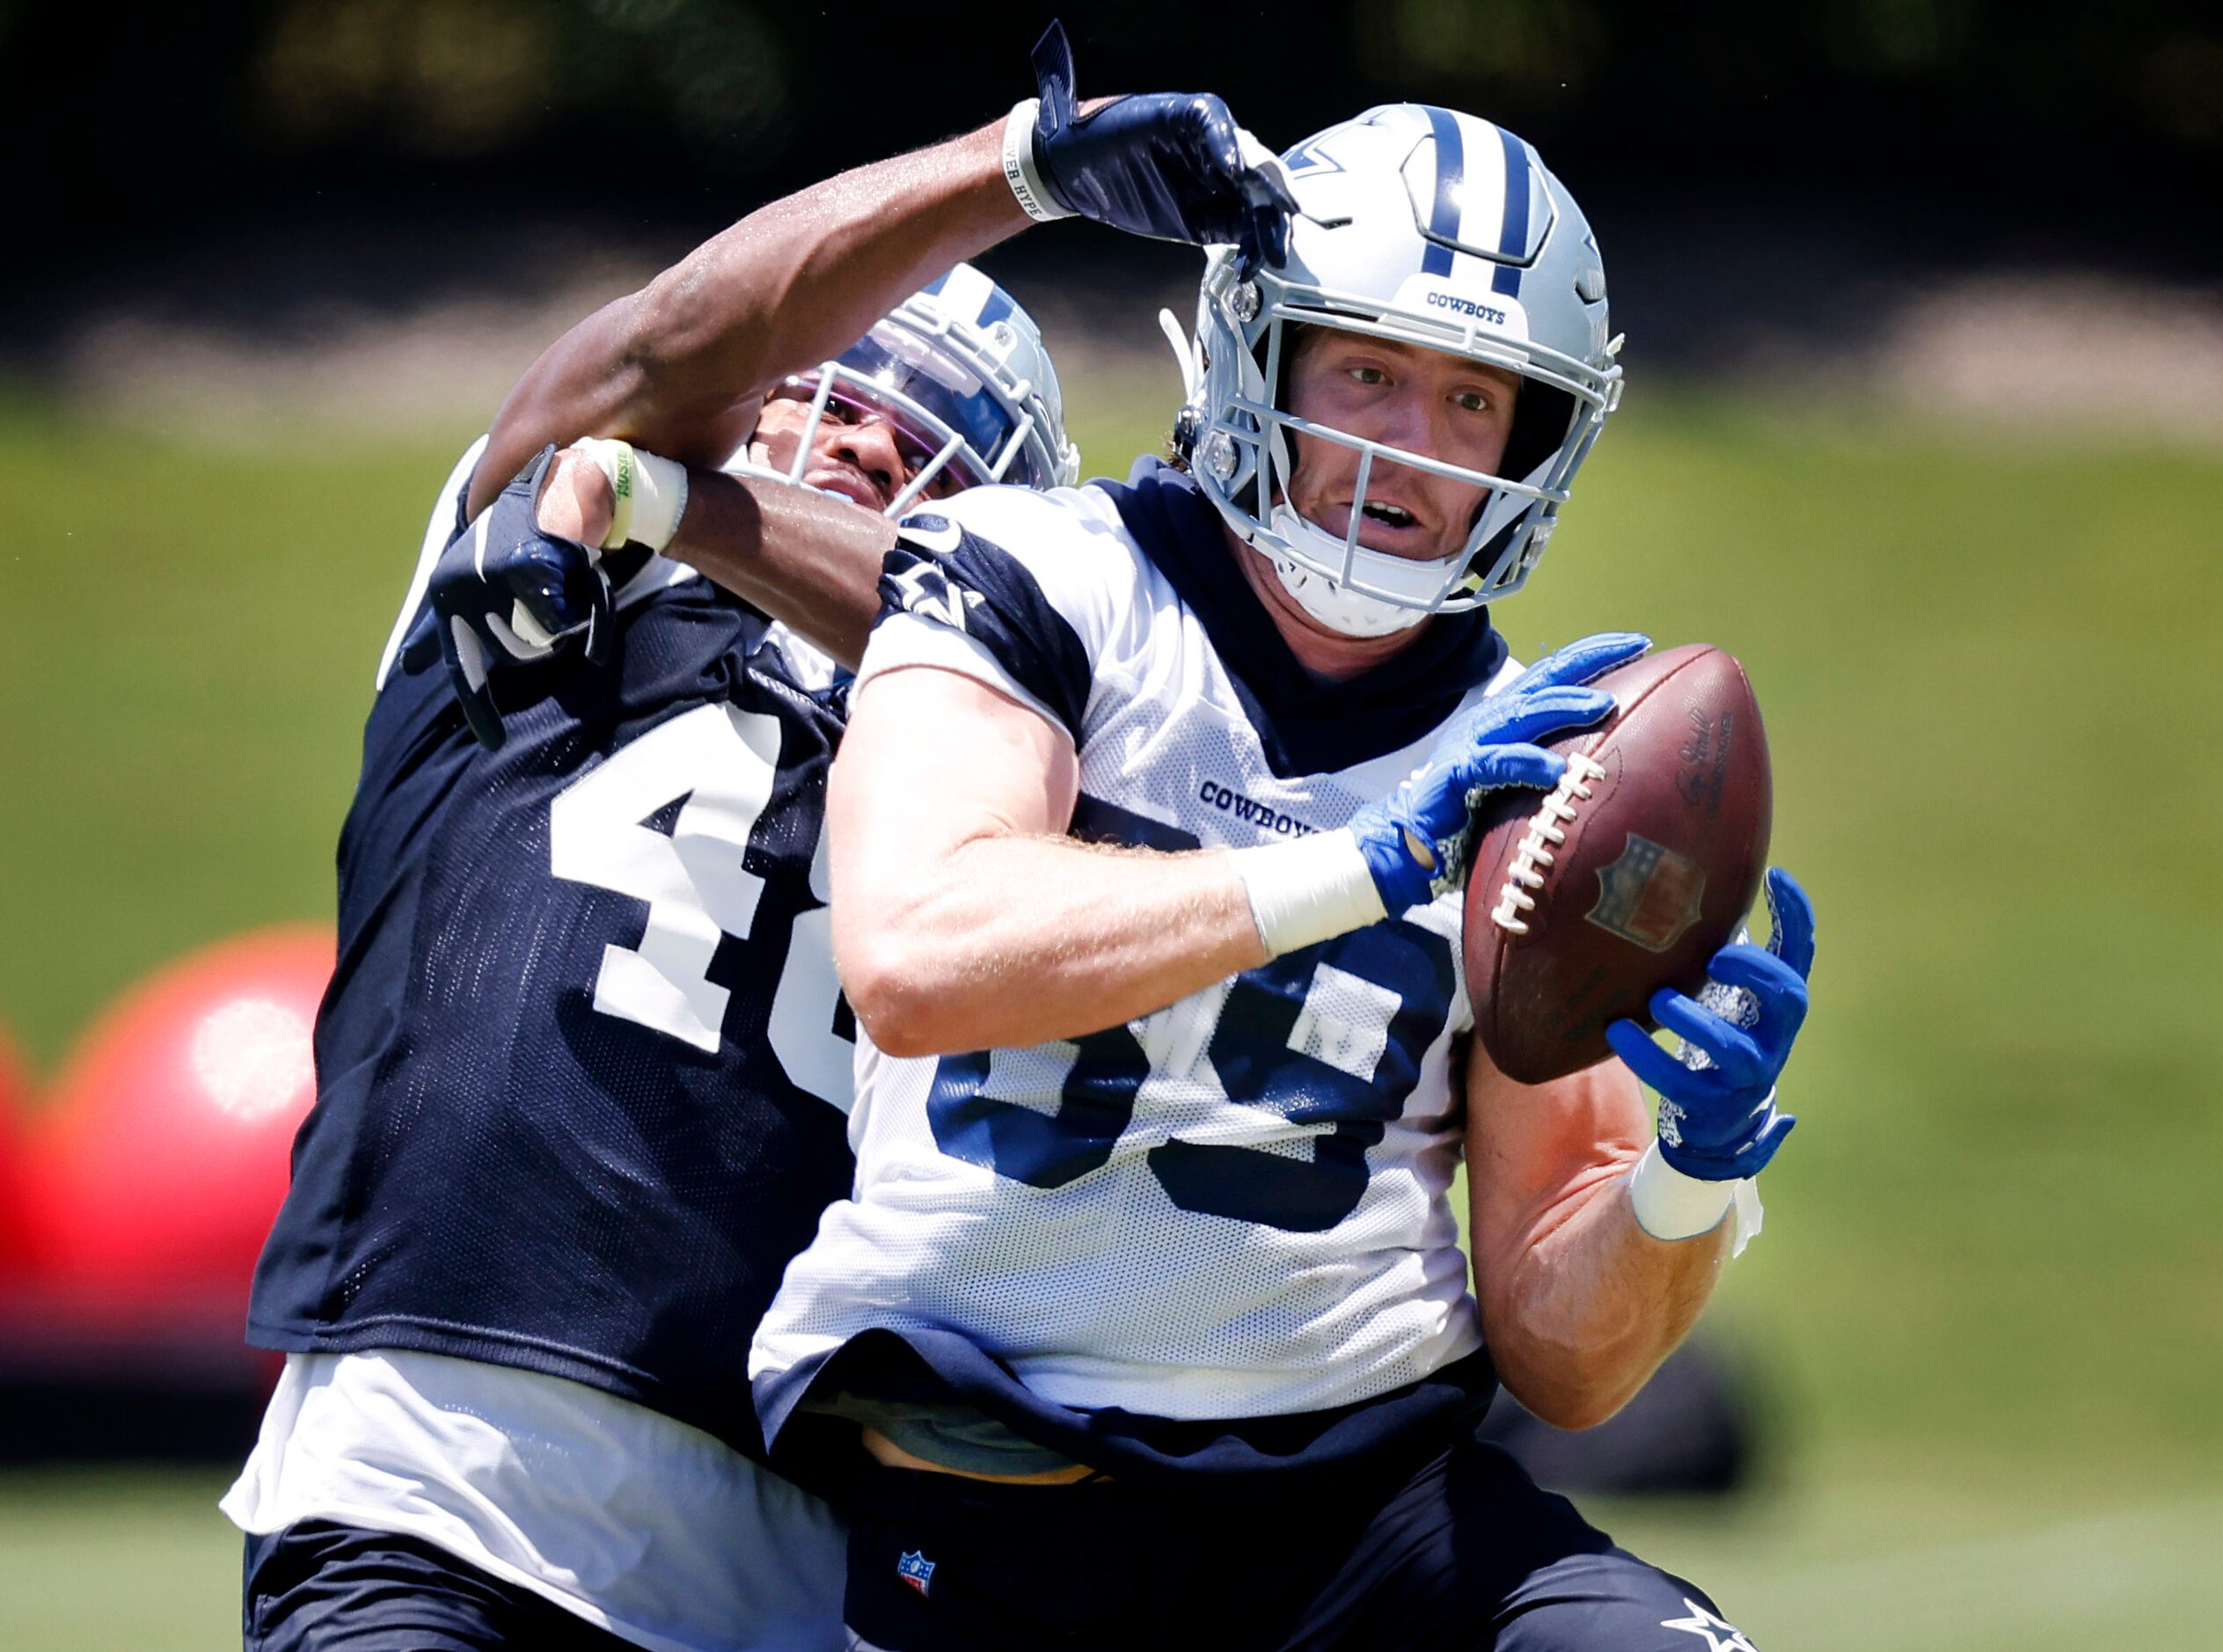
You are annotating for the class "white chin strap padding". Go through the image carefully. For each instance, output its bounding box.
[1261,505,1453,639]
[1271,559,1430,639]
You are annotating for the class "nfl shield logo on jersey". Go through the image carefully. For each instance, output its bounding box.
[896,1550,937,1597]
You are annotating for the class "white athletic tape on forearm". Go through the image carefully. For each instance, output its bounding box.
[1229,830,1388,959]
[572,438,690,553]
[1002,99,1073,223]
[1627,1141,1740,1243]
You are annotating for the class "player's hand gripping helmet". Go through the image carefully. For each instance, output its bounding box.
[1175,106,1621,636]
[735,261,1079,513]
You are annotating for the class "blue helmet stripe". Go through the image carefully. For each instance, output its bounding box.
[1419,106,1464,278]
[1491,128,1529,298]
[976,281,1015,329]
[921,270,951,296]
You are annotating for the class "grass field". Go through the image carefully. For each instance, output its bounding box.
[2,379,2219,1646]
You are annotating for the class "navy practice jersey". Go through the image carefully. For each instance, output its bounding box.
[249,442,857,1461]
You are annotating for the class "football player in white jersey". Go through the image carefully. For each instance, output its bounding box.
[749,105,1817,1648]
[225,31,1298,1652]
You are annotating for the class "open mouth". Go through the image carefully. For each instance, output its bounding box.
[1332,497,1433,551]
[807,467,889,512]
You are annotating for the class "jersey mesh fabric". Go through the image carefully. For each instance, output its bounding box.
[249,455,857,1462]
[754,481,1525,1436]
[223,1349,846,1652]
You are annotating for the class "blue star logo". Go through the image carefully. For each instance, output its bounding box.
[1661,1597,1756,1651]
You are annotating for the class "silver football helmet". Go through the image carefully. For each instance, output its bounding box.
[1176,105,1622,635]
[735,261,1079,512]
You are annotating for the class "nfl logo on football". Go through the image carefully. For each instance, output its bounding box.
[896,1550,937,1597]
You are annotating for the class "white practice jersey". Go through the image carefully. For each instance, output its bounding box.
[752,464,1524,1434]
[225,1351,845,1652]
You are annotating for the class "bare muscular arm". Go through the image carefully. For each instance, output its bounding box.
[828,666,1269,1056]
[532,449,896,669]
[468,120,1028,519]
[1465,1049,1731,1429]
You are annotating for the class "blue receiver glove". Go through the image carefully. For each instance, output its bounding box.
[1606,868,1817,1181]
[1027,21,1297,273]
[1348,632,1651,916]
[398,444,611,750]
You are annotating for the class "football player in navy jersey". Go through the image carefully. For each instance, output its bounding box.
[223,28,1297,1652]
[742,106,1818,1649]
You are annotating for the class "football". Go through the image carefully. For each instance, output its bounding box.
[1465,644,1773,1085]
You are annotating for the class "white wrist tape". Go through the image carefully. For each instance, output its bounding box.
[1229,830,1388,959]
[1627,1141,1737,1242]
[571,438,690,553]
[1002,99,1072,223]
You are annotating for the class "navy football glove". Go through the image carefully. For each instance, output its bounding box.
[1606,868,1817,1181]
[401,444,611,750]
[1349,632,1650,916]
[1027,22,1296,273]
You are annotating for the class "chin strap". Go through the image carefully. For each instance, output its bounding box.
[1269,557,1430,638]
[1260,505,1455,639]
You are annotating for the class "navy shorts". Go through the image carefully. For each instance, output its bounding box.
[243,1520,640,1651]
[843,1435,1749,1651]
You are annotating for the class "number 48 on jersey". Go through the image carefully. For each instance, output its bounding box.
[548,702,855,1111]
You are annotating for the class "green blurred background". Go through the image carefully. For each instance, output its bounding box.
[4,385,2219,1648]
[4,0,2221,1644]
